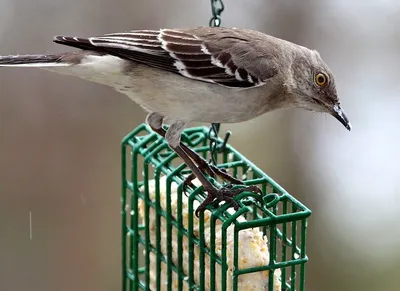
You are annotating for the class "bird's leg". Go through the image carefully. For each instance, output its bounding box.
[165,123,262,216]
[146,113,262,216]
[145,113,243,185]
[152,126,243,186]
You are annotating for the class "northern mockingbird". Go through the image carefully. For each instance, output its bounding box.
[0,27,351,215]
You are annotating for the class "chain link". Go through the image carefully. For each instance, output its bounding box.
[209,0,225,27]
[208,123,231,166]
[208,0,230,166]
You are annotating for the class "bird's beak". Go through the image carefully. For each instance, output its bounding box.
[332,104,352,131]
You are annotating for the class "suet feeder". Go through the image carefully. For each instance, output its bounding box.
[121,124,311,290]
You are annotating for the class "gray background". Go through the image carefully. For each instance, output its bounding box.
[1,0,399,290]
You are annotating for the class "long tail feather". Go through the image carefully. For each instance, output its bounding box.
[0,50,128,82]
[0,54,71,67]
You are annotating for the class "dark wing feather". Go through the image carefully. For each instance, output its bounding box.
[54,28,279,88]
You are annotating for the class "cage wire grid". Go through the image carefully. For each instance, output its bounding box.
[121,124,311,291]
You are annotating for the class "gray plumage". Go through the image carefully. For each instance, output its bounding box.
[0,27,351,148]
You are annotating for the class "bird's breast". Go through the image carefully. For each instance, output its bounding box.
[48,57,278,123]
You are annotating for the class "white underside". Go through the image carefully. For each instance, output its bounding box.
[29,54,277,123]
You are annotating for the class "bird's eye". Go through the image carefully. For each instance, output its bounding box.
[315,73,328,87]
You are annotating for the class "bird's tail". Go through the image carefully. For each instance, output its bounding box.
[0,54,71,67]
[0,49,125,82]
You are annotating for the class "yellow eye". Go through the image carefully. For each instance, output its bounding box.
[315,73,328,87]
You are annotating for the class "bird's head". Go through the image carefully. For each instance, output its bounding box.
[289,48,351,131]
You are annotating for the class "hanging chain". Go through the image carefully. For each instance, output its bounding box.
[208,0,231,166]
[209,0,225,27]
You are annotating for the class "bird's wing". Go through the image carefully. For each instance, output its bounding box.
[54,27,279,88]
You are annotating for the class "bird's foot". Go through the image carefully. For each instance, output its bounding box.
[194,184,262,217]
[183,159,243,193]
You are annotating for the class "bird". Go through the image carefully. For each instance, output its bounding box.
[0,27,351,215]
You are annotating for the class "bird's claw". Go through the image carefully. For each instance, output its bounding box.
[183,162,217,195]
[195,184,263,217]
[183,161,244,195]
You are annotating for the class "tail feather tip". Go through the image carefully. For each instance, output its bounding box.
[0,54,67,67]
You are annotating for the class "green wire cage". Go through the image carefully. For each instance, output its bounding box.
[121,124,311,291]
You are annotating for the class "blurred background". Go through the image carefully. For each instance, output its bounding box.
[1,0,399,290]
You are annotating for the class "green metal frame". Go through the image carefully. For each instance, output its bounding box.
[121,124,312,290]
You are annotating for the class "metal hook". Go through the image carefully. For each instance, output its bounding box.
[208,123,231,165]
